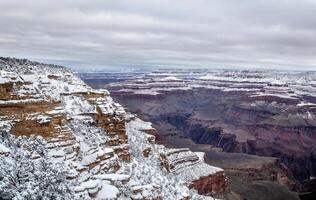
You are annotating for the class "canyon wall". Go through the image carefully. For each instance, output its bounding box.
[87,69,316,200]
[0,57,232,200]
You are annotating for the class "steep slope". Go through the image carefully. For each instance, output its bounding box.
[0,57,231,200]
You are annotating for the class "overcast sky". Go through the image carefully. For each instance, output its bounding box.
[0,0,316,70]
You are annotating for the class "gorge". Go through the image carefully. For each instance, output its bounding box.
[0,57,234,200]
[80,69,316,200]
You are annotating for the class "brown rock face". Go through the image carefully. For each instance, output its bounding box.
[0,97,70,140]
[0,81,34,100]
[93,107,130,162]
[0,83,13,100]
[189,171,229,196]
[0,100,61,117]
[77,92,131,162]
[82,93,127,143]
[47,74,59,80]
[143,147,151,157]
[143,128,158,144]
[12,120,55,137]
[0,65,131,177]
[74,91,106,99]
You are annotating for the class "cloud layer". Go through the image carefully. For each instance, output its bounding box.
[0,0,315,70]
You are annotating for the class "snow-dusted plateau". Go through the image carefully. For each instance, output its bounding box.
[0,57,236,200]
[80,68,316,200]
[1,57,315,200]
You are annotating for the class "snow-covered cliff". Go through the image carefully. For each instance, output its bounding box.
[0,57,226,200]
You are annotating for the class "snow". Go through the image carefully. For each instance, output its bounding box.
[297,102,316,107]
[249,93,299,100]
[299,111,315,120]
[0,99,47,105]
[0,76,7,84]
[0,58,225,200]
[74,179,102,192]
[21,74,37,82]
[124,116,223,199]
[133,89,160,95]
[174,162,223,182]
[46,107,65,116]
[195,152,206,161]
[0,120,12,132]
[95,174,130,182]
[97,181,119,199]
[0,70,23,83]
[128,117,153,130]
[48,149,66,158]
[62,95,95,117]
[160,76,182,81]
[0,143,10,154]
[109,70,316,107]
[34,115,52,124]
[81,149,113,166]
[199,74,221,81]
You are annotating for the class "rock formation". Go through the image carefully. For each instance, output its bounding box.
[80,69,316,200]
[0,57,230,200]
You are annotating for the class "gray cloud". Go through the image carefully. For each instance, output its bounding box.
[0,0,315,70]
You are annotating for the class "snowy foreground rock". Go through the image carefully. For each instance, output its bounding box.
[0,57,227,200]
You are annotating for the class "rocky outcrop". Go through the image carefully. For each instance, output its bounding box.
[159,148,229,196]
[189,171,228,195]
[159,148,201,173]
[0,58,130,199]
[0,57,229,199]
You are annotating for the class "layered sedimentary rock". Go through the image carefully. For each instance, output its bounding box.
[0,57,228,200]
[79,69,316,199]
[159,148,228,196]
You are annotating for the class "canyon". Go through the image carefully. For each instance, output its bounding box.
[80,69,316,200]
[0,58,234,200]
